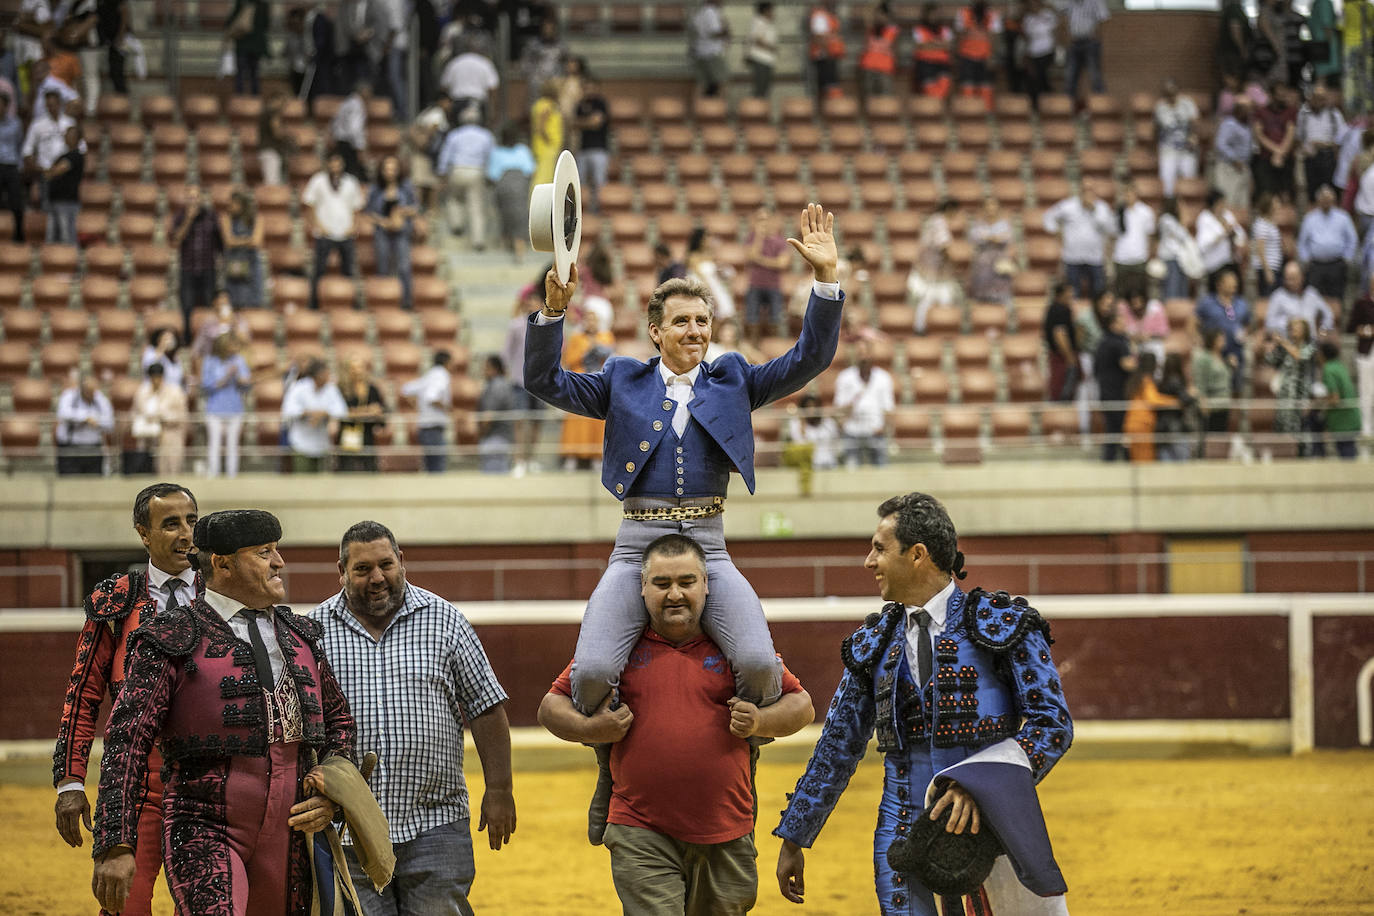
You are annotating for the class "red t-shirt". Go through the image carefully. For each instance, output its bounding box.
[551,630,804,845]
[747,231,787,291]
[1256,103,1297,147]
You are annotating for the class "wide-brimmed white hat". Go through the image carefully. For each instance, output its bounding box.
[529,149,583,283]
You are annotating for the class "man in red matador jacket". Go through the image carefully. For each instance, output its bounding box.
[53,482,201,916]
[92,509,357,916]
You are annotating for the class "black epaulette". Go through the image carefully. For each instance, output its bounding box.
[85,572,146,623]
[277,607,322,643]
[127,603,200,657]
[962,587,1053,652]
[840,602,905,689]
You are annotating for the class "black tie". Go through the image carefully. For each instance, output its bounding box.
[164,579,186,614]
[241,610,276,690]
[914,610,932,686]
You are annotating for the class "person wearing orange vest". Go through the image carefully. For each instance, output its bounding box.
[858,2,900,99]
[808,1,846,99]
[911,2,953,100]
[956,1,1001,108]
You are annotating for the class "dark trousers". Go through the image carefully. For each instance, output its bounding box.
[308,237,357,310]
[235,50,261,96]
[418,425,447,473]
[1307,259,1347,299]
[0,163,24,241]
[1065,37,1104,98]
[1253,154,1294,199]
[1204,408,1231,434]
[1304,148,1338,196]
[107,44,127,94]
[1101,408,1125,461]
[179,269,217,338]
[334,140,366,181]
[1026,53,1054,112]
[57,445,103,475]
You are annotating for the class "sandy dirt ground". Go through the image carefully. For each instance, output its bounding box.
[2,749,1371,916]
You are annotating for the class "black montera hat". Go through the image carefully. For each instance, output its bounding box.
[886,796,1004,897]
[192,510,282,558]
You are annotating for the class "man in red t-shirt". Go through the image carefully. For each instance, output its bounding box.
[540,533,813,915]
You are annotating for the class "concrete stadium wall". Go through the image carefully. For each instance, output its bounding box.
[3,595,1370,752]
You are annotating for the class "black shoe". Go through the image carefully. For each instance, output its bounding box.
[588,743,613,846]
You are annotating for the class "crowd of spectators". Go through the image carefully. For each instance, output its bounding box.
[7,0,1374,479]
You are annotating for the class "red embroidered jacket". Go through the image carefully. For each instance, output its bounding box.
[92,597,356,857]
[51,569,202,788]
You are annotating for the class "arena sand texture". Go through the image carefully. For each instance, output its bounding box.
[2,750,1371,915]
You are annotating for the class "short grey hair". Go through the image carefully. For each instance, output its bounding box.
[639,533,707,583]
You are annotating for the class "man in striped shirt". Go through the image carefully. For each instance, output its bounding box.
[313,520,516,916]
[1063,0,1108,101]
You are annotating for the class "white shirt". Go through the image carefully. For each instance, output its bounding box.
[15,0,52,65]
[904,577,957,681]
[1113,201,1157,265]
[1356,162,1374,217]
[1043,196,1115,266]
[22,111,75,170]
[401,364,452,428]
[1021,8,1059,57]
[1297,104,1347,148]
[833,364,895,437]
[146,564,198,616]
[203,588,286,684]
[1265,286,1334,335]
[281,377,348,456]
[1195,208,1245,274]
[302,171,365,240]
[787,415,839,469]
[1250,216,1283,270]
[691,4,727,58]
[658,361,701,437]
[440,52,500,102]
[55,387,113,445]
[1154,97,1198,151]
[373,0,410,51]
[330,93,367,149]
[747,14,778,65]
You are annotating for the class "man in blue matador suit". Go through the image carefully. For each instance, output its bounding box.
[526,202,844,845]
[774,492,1074,916]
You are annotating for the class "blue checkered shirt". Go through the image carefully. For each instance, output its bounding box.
[312,584,509,844]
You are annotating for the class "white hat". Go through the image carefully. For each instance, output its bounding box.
[529,149,583,283]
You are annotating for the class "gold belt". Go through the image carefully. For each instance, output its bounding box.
[623,497,725,521]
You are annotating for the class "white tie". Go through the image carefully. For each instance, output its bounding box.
[667,375,692,437]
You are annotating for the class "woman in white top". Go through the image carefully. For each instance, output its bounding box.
[747,2,779,98]
[1194,189,1247,290]
[1156,198,1197,300]
[140,327,186,390]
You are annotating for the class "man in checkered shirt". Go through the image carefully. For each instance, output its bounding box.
[312,520,516,915]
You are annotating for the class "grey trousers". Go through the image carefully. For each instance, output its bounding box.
[570,513,782,712]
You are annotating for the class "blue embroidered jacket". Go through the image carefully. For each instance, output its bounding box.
[523,291,844,499]
[775,587,1073,848]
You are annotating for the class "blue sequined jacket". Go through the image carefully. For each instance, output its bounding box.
[775,586,1073,848]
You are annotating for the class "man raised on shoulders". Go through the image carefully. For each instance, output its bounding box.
[539,533,814,915]
[312,520,516,915]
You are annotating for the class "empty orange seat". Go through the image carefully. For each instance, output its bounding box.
[413,276,449,311]
[41,341,82,381]
[420,308,459,345]
[2,308,42,343]
[285,310,324,341]
[10,377,54,412]
[90,341,132,375]
[33,275,74,310]
[119,213,157,246]
[128,276,170,310]
[131,243,171,277]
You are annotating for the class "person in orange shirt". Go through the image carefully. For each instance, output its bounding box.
[1123,352,1180,462]
[559,309,616,469]
[956,1,1001,108]
[911,2,953,100]
[808,1,846,99]
[858,2,899,101]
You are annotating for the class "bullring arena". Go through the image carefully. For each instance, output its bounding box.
[3,0,1374,913]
